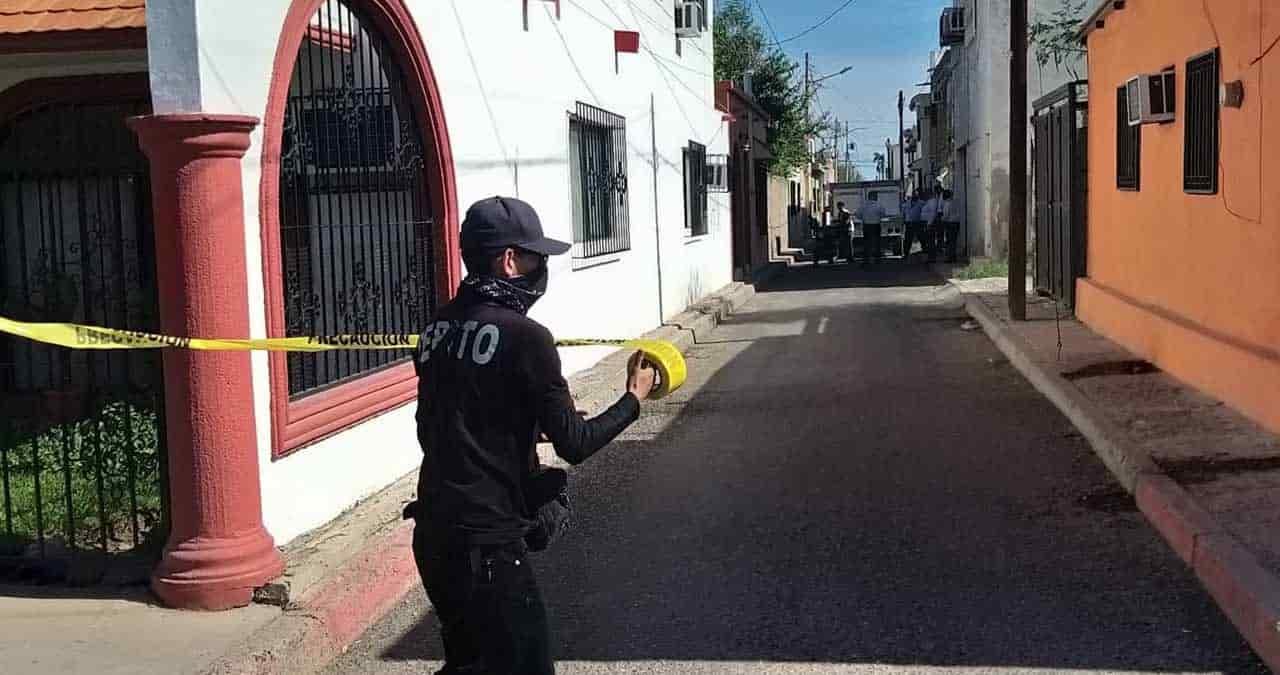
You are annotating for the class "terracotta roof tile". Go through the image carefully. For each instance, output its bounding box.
[0,1,146,35]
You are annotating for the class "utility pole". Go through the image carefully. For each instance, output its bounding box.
[803,52,810,122]
[844,120,851,181]
[1009,0,1028,320]
[898,90,905,194]
[804,51,812,192]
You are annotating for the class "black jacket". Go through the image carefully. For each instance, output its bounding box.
[414,286,639,546]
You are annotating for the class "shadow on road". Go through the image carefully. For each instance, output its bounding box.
[760,261,944,293]
[372,264,1263,673]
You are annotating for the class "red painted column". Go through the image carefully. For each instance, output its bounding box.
[128,114,284,610]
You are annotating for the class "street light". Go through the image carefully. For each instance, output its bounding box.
[811,65,853,85]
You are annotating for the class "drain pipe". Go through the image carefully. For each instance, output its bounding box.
[651,93,665,323]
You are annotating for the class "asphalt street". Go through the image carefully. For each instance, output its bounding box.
[328,263,1265,674]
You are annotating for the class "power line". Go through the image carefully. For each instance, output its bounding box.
[646,46,713,78]
[755,0,782,45]
[770,0,858,46]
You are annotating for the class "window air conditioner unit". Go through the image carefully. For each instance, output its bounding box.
[940,7,965,46]
[1125,70,1176,126]
[676,1,704,38]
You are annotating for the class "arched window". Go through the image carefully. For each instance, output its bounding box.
[277,0,437,397]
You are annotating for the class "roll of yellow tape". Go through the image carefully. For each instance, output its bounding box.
[622,338,686,400]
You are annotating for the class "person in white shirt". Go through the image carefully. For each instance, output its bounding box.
[920,188,941,262]
[939,189,960,263]
[854,191,887,265]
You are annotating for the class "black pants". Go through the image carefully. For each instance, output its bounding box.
[942,221,961,262]
[862,223,882,263]
[413,525,554,675]
[925,220,941,261]
[902,220,925,260]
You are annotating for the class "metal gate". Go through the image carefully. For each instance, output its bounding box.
[1032,81,1088,308]
[0,90,167,583]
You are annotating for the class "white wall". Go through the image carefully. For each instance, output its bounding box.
[165,0,729,543]
[943,0,1084,260]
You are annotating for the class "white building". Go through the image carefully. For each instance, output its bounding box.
[0,0,729,608]
[932,0,1086,259]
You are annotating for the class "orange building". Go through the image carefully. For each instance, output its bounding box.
[1078,0,1279,434]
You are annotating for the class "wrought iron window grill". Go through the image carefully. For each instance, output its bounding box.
[706,153,729,193]
[1183,49,1219,195]
[683,140,708,236]
[278,0,438,398]
[0,96,168,581]
[1116,85,1141,190]
[569,102,630,259]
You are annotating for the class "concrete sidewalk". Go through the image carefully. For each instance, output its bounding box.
[0,280,762,675]
[945,268,1280,670]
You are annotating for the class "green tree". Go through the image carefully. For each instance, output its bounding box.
[713,0,832,176]
[1028,0,1088,80]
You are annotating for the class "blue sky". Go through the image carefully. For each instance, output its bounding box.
[752,0,951,172]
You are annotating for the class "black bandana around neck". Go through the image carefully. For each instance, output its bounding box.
[460,275,544,315]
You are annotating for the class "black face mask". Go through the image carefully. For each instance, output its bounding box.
[509,254,549,306]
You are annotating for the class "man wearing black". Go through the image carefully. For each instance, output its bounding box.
[410,196,656,674]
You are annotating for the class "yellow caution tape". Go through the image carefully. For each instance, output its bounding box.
[0,316,686,399]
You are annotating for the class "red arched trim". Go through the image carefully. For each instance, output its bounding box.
[0,73,150,124]
[260,0,459,459]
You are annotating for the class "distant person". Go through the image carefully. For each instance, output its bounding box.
[835,201,852,226]
[940,189,960,263]
[920,188,942,263]
[834,201,853,261]
[855,191,886,265]
[902,191,925,263]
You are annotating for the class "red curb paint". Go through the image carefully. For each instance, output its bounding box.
[209,521,419,674]
[301,523,418,649]
[1134,474,1222,566]
[1193,533,1280,670]
[961,289,1280,671]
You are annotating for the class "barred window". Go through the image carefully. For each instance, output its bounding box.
[1184,49,1219,194]
[278,0,437,397]
[683,140,709,236]
[1116,85,1141,190]
[569,102,630,258]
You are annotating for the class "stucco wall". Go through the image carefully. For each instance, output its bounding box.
[155,0,730,543]
[943,0,1082,259]
[768,174,790,256]
[1079,0,1279,433]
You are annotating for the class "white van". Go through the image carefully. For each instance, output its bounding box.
[829,180,906,258]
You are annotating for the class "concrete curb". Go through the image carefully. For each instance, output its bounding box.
[202,523,417,675]
[960,291,1280,670]
[963,295,1159,492]
[202,281,760,675]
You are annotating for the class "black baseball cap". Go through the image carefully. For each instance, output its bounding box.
[460,196,571,257]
